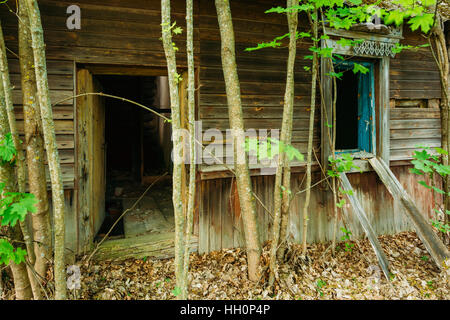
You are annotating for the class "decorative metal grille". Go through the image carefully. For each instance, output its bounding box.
[353,40,396,58]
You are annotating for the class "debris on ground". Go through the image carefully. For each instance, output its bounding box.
[1,232,449,300]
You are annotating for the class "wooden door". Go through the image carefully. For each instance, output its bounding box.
[76,69,106,251]
[357,62,375,153]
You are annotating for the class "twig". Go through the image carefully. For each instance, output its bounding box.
[25,259,49,300]
[86,172,169,263]
[52,92,172,122]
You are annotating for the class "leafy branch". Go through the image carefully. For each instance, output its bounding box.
[0,133,38,266]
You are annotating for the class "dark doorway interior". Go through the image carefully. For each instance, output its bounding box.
[93,75,173,240]
[335,70,359,150]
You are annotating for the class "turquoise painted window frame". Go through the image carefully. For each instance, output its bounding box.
[334,60,376,157]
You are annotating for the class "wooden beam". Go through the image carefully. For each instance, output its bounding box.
[369,157,450,269]
[92,232,198,261]
[82,64,168,77]
[379,57,390,164]
[339,172,391,281]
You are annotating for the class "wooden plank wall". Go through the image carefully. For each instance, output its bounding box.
[390,106,441,161]
[197,0,319,162]
[8,59,75,188]
[390,28,441,100]
[1,0,198,67]
[199,166,439,253]
[389,28,442,161]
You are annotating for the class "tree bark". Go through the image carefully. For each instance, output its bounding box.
[302,8,319,254]
[18,1,51,289]
[0,67,33,301]
[161,0,186,297]
[181,0,196,300]
[269,0,298,285]
[430,13,450,243]
[25,0,67,299]
[0,18,38,264]
[215,0,261,282]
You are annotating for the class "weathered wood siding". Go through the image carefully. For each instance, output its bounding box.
[390,106,441,161]
[198,0,319,161]
[199,166,440,253]
[388,28,442,161]
[1,0,198,67]
[390,28,441,100]
[8,58,75,188]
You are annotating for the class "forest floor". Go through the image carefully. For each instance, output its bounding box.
[1,231,449,300]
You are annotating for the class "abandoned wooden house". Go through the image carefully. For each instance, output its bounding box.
[0,0,448,262]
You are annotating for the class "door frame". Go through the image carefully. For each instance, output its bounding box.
[75,64,197,250]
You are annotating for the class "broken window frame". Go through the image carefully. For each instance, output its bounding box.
[321,28,402,172]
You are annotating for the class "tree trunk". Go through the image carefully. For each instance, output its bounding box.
[161,0,186,297]
[0,69,33,301]
[18,0,51,289]
[269,0,298,285]
[215,0,261,282]
[25,0,67,300]
[181,0,196,300]
[430,14,450,243]
[0,18,38,264]
[302,8,319,254]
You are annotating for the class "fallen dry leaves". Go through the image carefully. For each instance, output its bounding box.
[1,231,449,300]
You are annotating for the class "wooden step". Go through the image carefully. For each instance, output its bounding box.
[92,232,198,262]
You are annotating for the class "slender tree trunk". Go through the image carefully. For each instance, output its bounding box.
[0,25,26,194]
[215,0,261,282]
[25,0,67,299]
[0,69,33,301]
[302,8,319,254]
[445,22,450,240]
[0,19,37,264]
[18,1,51,290]
[161,0,186,297]
[181,0,196,300]
[1,16,44,300]
[430,14,450,243]
[331,74,339,253]
[269,0,298,285]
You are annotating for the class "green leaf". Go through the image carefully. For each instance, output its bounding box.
[336,199,346,208]
[418,180,432,189]
[0,239,27,266]
[0,133,17,164]
[171,286,181,297]
[413,150,431,161]
[11,247,27,265]
[353,63,369,74]
[435,147,448,156]
[0,193,38,227]
[384,10,405,26]
[172,26,183,35]
[408,14,435,34]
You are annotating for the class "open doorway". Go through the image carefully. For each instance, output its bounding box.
[79,72,175,241]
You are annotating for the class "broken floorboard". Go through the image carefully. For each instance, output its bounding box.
[92,232,198,262]
[369,157,450,269]
[339,172,391,281]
